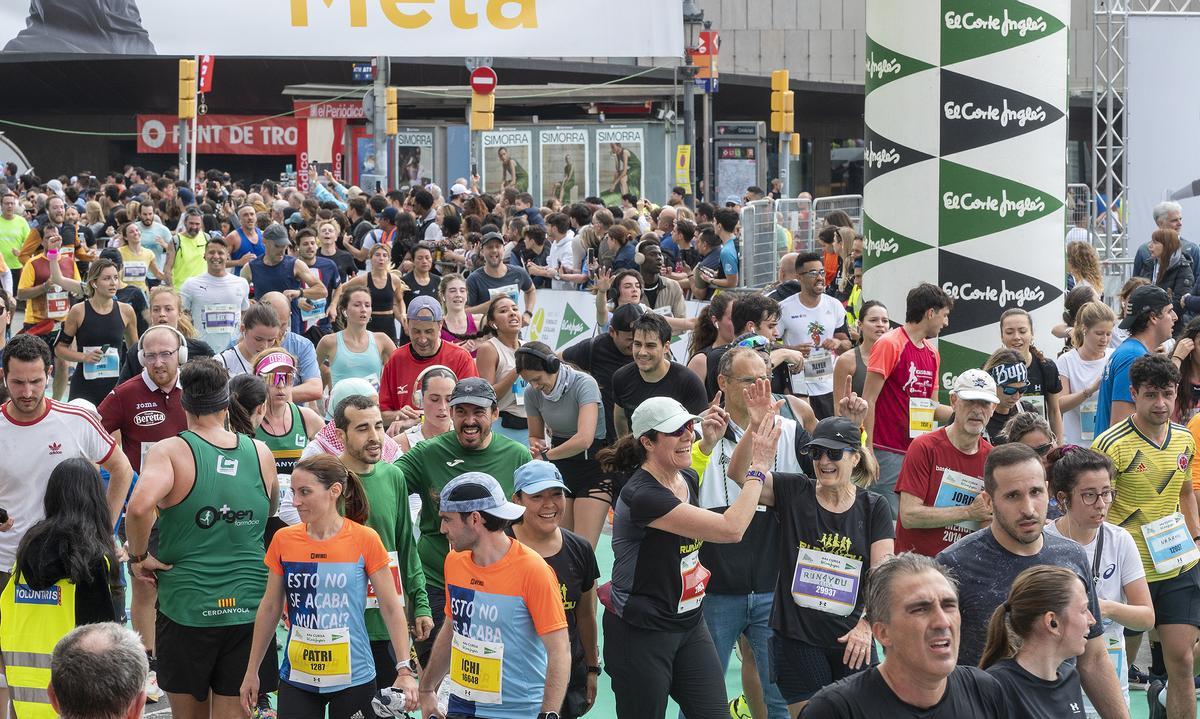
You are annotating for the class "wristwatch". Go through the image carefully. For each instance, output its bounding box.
[586,665,602,675]
[539,448,550,462]
[395,659,414,675]
[537,713,561,719]
[128,551,149,564]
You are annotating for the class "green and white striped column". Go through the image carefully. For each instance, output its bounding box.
[863,0,1069,398]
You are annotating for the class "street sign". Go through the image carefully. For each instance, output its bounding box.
[470,66,498,95]
[695,78,719,93]
[352,62,375,82]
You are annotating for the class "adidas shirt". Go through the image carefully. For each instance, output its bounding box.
[0,399,117,568]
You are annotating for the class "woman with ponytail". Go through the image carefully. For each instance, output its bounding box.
[999,308,1065,442]
[1054,302,1115,444]
[240,454,419,717]
[980,566,1094,719]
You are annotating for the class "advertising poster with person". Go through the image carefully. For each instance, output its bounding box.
[538,128,588,205]
[481,130,532,195]
[597,127,644,205]
[395,129,434,188]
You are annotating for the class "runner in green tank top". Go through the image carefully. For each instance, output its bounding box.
[253,351,324,537]
[126,358,280,713]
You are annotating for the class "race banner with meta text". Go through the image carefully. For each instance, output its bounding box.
[137,115,301,155]
[862,0,1068,401]
[0,0,682,57]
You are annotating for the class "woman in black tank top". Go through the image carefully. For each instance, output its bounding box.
[56,258,137,405]
[833,300,889,411]
[342,244,405,343]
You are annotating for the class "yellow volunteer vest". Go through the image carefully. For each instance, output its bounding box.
[1,572,79,718]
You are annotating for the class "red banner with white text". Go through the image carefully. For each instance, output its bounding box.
[136,114,300,155]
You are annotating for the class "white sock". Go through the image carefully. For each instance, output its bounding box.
[1160,680,1169,708]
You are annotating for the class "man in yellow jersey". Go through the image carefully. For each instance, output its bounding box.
[1094,353,1200,719]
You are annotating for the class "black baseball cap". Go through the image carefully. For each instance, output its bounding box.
[1118,285,1172,330]
[804,416,863,452]
[611,304,647,332]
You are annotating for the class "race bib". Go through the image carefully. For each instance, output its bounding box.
[803,349,833,387]
[1024,393,1047,418]
[513,376,527,407]
[791,548,862,617]
[202,304,239,332]
[301,297,327,325]
[45,287,69,320]
[82,346,120,380]
[1103,624,1125,683]
[1079,397,1098,442]
[678,550,710,614]
[1140,513,1200,574]
[276,475,301,525]
[365,551,405,609]
[487,284,519,305]
[450,632,503,704]
[933,469,984,532]
[123,261,148,283]
[286,625,351,688]
[909,397,936,438]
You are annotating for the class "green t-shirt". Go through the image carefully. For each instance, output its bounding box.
[357,462,429,639]
[0,215,31,270]
[393,431,531,587]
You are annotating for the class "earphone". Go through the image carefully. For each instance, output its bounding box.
[515,344,561,374]
[137,324,189,366]
[1049,619,1058,628]
[412,364,457,409]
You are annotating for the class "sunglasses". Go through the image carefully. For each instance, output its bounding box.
[808,446,850,462]
[260,370,293,387]
[736,335,771,350]
[1032,442,1054,456]
[663,421,695,438]
[1001,384,1030,396]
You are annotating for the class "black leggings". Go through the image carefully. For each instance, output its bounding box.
[277,680,375,719]
[602,610,728,719]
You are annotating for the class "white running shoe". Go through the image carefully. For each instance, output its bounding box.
[145,670,164,703]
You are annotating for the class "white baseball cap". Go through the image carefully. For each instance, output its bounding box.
[951,369,1000,404]
[631,397,703,439]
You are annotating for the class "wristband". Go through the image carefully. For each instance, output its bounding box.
[586,665,602,675]
[128,551,149,564]
[745,469,766,484]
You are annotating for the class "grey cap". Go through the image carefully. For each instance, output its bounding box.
[449,377,498,408]
[407,295,444,322]
[440,472,526,521]
[263,223,290,246]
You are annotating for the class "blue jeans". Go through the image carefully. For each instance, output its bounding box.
[870,448,903,521]
[692,592,789,719]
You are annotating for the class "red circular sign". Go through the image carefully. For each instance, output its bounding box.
[469,66,498,95]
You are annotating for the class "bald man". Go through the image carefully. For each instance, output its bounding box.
[766,252,802,303]
[258,291,323,403]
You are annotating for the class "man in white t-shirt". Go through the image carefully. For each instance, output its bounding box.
[179,236,251,350]
[778,251,851,419]
[543,212,583,290]
[0,335,133,709]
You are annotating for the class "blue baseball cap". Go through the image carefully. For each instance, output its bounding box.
[514,460,569,496]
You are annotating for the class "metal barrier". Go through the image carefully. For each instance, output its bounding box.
[776,197,813,252]
[1065,183,1097,248]
[808,194,863,247]
[738,199,780,289]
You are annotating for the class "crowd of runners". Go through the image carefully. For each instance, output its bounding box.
[0,164,1199,719]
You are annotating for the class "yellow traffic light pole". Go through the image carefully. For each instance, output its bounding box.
[178,58,197,185]
[770,69,794,198]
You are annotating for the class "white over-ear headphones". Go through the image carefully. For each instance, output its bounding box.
[412,364,457,409]
[137,325,189,366]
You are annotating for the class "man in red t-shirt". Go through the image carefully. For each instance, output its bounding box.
[379,296,478,432]
[862,282,954,519]
[895,369,998,556]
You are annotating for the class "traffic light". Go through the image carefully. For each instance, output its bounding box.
[470,91,494,132]
[178,59,197,121]
[790,132,801,157]
[385,87,398,135]
[770,69,793,134]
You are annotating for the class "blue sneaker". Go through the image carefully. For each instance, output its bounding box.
[1129,664,1152,690]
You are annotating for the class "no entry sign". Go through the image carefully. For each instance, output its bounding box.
[469,66,498,95]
